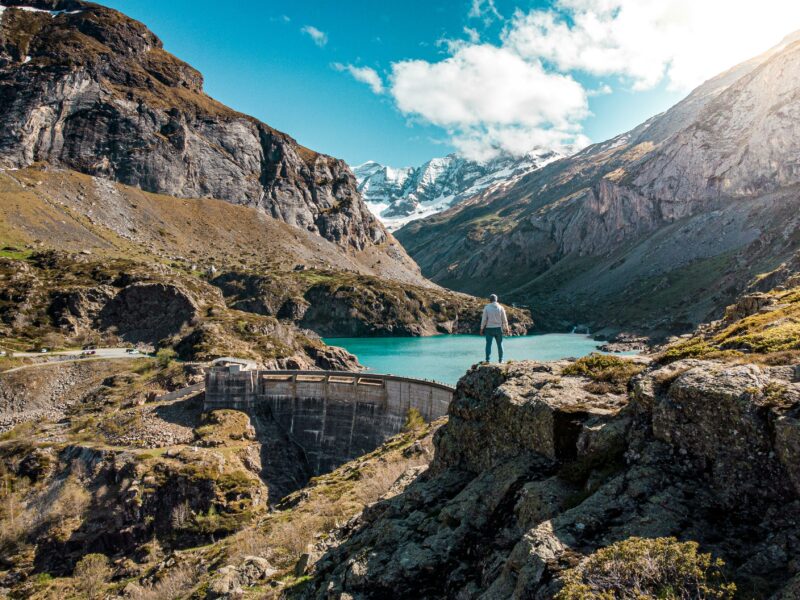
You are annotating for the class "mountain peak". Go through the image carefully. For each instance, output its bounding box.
[353,149,562,230]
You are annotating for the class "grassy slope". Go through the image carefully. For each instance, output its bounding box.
[0,166,530,358]
[659,257,800,364]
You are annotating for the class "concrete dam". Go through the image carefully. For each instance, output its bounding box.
[205,366,454,475]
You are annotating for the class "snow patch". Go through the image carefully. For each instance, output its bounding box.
[602,135,630,150]
[14,6,82,16]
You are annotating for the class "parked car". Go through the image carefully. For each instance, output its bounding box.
[125,348,139,354]
[39,348,49,353]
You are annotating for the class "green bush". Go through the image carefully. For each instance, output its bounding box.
[155,347,177,368]
[556,537,735,600]
[402,408,425,432]
[73,553,111,599]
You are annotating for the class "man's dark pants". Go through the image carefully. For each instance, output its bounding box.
[484,327,503,362]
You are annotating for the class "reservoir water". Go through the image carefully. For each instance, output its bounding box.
[324,333,606,385]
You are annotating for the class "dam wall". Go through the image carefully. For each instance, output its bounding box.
[205,367,453,474]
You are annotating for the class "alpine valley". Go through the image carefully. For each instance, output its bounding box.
[1,1,800,600]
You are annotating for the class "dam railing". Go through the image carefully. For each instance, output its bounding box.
[204,368,454,421]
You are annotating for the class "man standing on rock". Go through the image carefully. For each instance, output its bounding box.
[480,294,510,363]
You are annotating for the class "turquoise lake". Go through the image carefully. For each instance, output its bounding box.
[324,333,606,385]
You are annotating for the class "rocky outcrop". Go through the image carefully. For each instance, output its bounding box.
[0,441,267,575]
[0,251,362,370]
[0,0,386,250]
[396,34,800,338]
[210,270,533,337]
[206,556,276,599]
[304,358,800,598]
[97,282,198,343]
[49,281,202,345]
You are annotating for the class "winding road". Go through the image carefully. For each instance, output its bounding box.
[1,348,149,373]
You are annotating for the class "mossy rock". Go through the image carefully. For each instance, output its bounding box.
[194,410,255,447]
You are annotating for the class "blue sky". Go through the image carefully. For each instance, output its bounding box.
[101,0,799,167]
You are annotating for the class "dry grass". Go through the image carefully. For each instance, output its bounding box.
[562,354,645,393]
[660,285,800,365]
[128,565,197,600]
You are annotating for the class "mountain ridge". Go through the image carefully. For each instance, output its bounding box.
[0,1,534,371]
[353,149,561,230]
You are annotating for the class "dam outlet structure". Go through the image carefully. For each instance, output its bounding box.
[205,366,454,476]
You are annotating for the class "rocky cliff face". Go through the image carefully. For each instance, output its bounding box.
[396,33,800,338]
[211,270,532,337]
[354,149,560,230]
[304,356,800,598]
[0,0,386,250]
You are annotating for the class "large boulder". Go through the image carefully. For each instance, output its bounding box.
[651,362,799,507]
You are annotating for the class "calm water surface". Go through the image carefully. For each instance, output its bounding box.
[323,333,606,385]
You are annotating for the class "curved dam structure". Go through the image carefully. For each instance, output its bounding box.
[205,366,454,475]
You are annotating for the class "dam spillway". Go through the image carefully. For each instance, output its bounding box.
[204,366,454,475]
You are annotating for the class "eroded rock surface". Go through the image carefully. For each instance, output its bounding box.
[305,359,800,599]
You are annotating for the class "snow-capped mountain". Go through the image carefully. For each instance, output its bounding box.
[352,149,562,230]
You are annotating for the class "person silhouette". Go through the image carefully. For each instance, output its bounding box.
[480,294,510,363]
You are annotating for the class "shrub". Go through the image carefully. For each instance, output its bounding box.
[155,347,177,368]
[402,408,425,432]
[73,553,112,599]
[556,537,735,600]
[129,565,196,600]
[562,354,645,392]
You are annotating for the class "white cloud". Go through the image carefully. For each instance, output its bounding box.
[468,0,502,21]
[301,25,327,47]
[390,44,588,160]
[380,0,800,160]
[588,83,612,96]
[463,26,480,44]
[503,0,800,91]
[333,63,384,94]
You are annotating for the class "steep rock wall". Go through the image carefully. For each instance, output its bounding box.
[0,0,385,250]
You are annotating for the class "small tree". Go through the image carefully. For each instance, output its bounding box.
[556,537,735,600]
[402,407,425,432]
[74,553,111,599]
[155,347,177,368]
